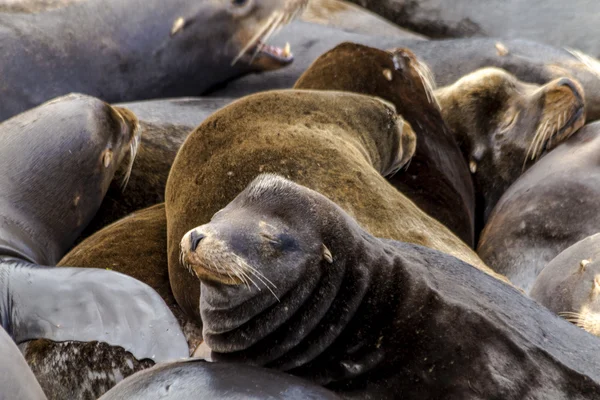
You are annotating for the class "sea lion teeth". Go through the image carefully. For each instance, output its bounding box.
[283,42,291,57]
[170,17,185,36]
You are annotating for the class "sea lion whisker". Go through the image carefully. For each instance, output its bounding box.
[233,257,262,292]
[532,120,550,160]
[228,262,252,290]
[121,123,142,191]
[232,13,278,66]
[233,254,280,301]
[248,11,286,65]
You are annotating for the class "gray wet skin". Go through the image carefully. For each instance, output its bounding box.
[182,174,600,399]
[99,359,342,400]
[0,93,187,363]
[0,0,297,121]
[0,325,47,400]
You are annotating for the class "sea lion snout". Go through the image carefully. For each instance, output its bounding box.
[189,230,205,252]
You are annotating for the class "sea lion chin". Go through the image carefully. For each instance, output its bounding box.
[435,67,586,226]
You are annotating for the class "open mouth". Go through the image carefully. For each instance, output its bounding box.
[249,41,293,65]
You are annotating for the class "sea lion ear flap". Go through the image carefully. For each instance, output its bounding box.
[322,244,333,264]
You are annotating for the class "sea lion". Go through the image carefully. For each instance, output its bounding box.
[295,42,475,245]
[531,233,600,337]
[0,94,188,398]
[346,0,600,57]
[478,121,600,294]
[435,67,586,229]
[301,0,426,38]
[0,326,47,400]
[181,174,600,399]
[165,89,501,321]
[0,0,303,121]
[209,29,600,122]
[99,359,342,400]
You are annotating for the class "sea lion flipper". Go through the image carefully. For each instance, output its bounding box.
[2,262,188,363]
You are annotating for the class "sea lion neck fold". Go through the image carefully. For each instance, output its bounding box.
[183,175,404,378]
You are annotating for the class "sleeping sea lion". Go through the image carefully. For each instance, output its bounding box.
[531,233,600,337]
[0,94,188,398]
[294,42,475,245]
[182,174,600,399]
[0,0,303,121]
[165,89,502,321]
[0,325,46,400]
[435,67,586,229]
[99,359,342,400]
[478,121,600,293]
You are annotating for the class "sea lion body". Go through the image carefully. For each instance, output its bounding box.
[295,43,475,245]
[182,174,600,399]
[435,67,585,230]
[0,94,188,398]
[531,233,600,337]
[166,89,497,321]
[0,0,297,121]
[99,359,342,400]
[0,326,46,400]
[478,122,600,293]
[210,29,600,122]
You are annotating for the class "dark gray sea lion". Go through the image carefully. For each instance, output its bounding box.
[346,0,600,57]
[0,326,47,400]
[181,174,600,399]
[0,0,303,121]
[0,94,188,398]
[99,359,342,400]
[209,28,600,122]
[478,121,600,294]
[531,233,600,337]
[166,89,501,321]
[435,67,586,229]
[294,42,475,245]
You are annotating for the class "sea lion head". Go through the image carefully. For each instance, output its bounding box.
[531,234,600,337]
[167,0,307,73]
[435,67,586,220]
[0,93,141,265]
[180,174,352,352]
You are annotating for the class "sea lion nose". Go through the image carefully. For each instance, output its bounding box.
[557,78,583,102]
[190,230,205,251]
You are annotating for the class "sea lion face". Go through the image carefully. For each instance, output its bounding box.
[436,68,586,218]
[168,0,306,72]
[179,175,335,323]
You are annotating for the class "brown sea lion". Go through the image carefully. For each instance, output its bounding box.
[0,0,304,121]
[181,174,600,399]
[435,67,586,230]
[294,42,475,245]
[165,89,502,321]
[531,233,600,337]
[478,121,600,294]
[99,359,342,400]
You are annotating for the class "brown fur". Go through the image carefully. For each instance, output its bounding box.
[435,67,586,231]
[294,42,475,246]
[165,89,500,320]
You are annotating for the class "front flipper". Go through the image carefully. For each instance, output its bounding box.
[0,259,188,363]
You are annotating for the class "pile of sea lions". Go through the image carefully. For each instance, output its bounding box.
[3,0,600,399]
